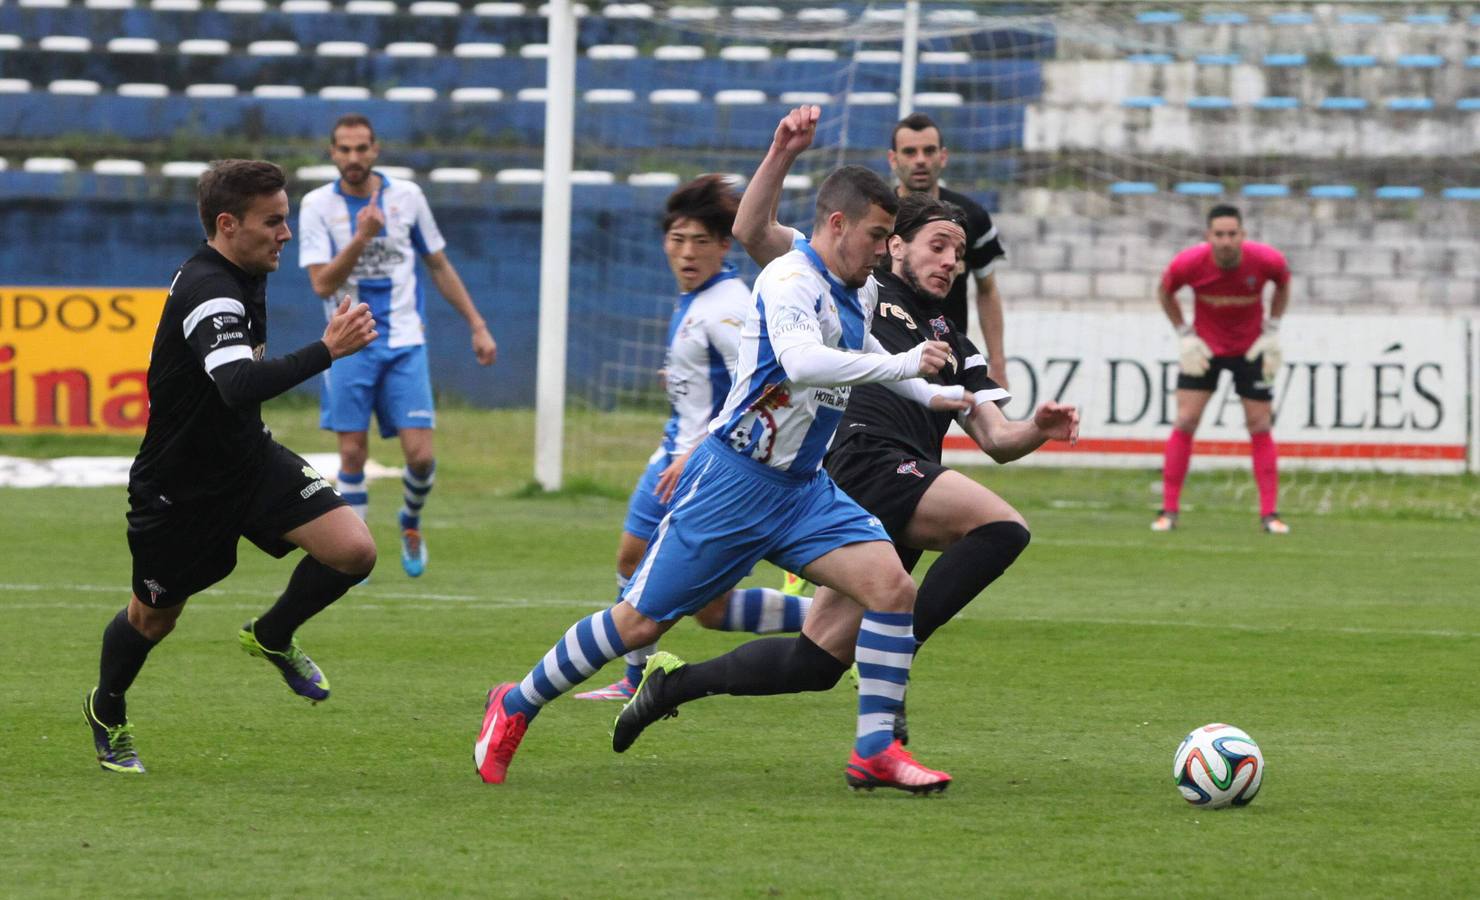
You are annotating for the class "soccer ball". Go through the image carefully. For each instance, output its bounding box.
[1173,723,1264,809]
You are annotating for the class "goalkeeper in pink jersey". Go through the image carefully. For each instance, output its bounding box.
[1154,204,1292,534]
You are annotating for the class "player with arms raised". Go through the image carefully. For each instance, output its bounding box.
[475,106,972,793]
[83,160,378,774]
[574,175,811,702]
[1154,205,1291,534]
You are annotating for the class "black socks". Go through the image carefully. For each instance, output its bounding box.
[251,555,362,651]
[913,521,1031,645]
[95,608,160,725]
[664,634,846,706]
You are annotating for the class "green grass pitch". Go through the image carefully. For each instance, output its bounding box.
[3,404,1476,897]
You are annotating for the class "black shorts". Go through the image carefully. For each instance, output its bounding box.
[1177,354,1273,402]
[824,437,949,574]
[126,441,346,608]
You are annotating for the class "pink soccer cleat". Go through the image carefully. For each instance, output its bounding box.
[474,683,529,784]
[845,740,951,795]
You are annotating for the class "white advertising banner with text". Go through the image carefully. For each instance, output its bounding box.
[943,313,1474,473]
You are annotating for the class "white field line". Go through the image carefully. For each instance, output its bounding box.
[7,583,1476,640]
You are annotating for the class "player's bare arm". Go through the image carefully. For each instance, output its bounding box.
[975,271,1009,388]
[962,399,1079,463]
[424,250,497,365]
[733,105,821,267]
[307,184,384,298]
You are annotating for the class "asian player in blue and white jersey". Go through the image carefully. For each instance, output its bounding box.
[574,175,812,702]
[477,107,972,793]
[298,114,497,578]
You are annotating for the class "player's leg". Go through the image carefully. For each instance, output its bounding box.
[479,441,766,782]
[692,586,812,634]
[84,594,187,774]
[322,343,379,522]
[382,346,437,576]
[1240,386,1286,532]
[1157,384,1215,530]
[396,427,435,576]
[901,469,1031,647]
[237,448,375,701]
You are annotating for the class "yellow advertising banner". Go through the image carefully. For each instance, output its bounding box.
[0,287,167,434]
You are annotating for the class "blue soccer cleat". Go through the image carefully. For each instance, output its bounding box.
[400,513,428,577]
[238,619,331,702]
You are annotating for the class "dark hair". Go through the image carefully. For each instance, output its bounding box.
[197,159,287,238]
[892,192,968,242]
[662,174,741,238]
[331,113,376,145]
[891,112,944,151]
[814,165,899,230]
[1207,204,1242,224]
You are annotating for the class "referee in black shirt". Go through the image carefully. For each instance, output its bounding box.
[888,112,1010,389]
[84,160,377,774]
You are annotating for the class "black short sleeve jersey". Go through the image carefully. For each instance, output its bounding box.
[938,186,1006,332]
[128,244,273,503]
[835,269,1009,463]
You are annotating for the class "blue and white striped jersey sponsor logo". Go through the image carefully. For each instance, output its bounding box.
[298,171,446,349]
[709,230,878,475]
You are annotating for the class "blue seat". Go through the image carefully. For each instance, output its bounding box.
[1109,182,1157,195]
[1268,12,1313,25]
[1463,56,1480,68]
[1457,98,1480,111]
[1386,98,1435,111]
[1338,13,1383,25]
[1308,185,1358,199]
[1374,186,1424,200]
[1262,53,1307,67]
[1121,96,1165,108]
[1196,53,1241,65]
[1396,54,1444,68]
[1174,181,1222,195]
[1127,53,1174,64]
[1241,184,1290,198]
[1404,14,1448,26]
[1201,12,1248,25]
[1441,187,1480,201]
[1254,96,1300,109]
[1136,11,1183,24]
[1187,96,1233,109]
[1335,55,1376,68]
[1319,97,1368,110]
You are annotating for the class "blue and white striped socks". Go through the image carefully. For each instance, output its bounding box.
[337,470,368,521]
[400,462,435,530]
[854,611,916,757]
[503,607,629,720]
[721,588,812,633]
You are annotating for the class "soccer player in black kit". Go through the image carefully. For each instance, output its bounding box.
[83,160,378,773]
[613,107,1079,767]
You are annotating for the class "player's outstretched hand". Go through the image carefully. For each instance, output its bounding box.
[472,323,498,366]
[355,187,385,240]
[1032,401,1080,446]
[915,340,952,377]
[653,447,695,504]
[322,295,377,358]
[774,105,820,158]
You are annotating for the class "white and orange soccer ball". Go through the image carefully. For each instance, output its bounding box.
[1173,723,1264,809]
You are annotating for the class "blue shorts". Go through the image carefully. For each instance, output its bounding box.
[622,436,890,622]
[319,341,436,438]
[622,449,672,540]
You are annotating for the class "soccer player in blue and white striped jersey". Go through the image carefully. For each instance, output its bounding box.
[298,114,497,578]
[573,175,812,702]
[476,107,969,792]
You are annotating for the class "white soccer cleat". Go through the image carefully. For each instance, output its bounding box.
[1260,514,1290,535]
[1150,511,1178,532]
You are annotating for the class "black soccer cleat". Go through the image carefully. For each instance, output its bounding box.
[612,651,684,753]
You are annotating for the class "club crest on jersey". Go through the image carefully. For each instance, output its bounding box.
[928,316,951,340]
[143,578,165,603]
[1246,275,1258,288]
[750,383,792,411]
[896,461,925,478]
